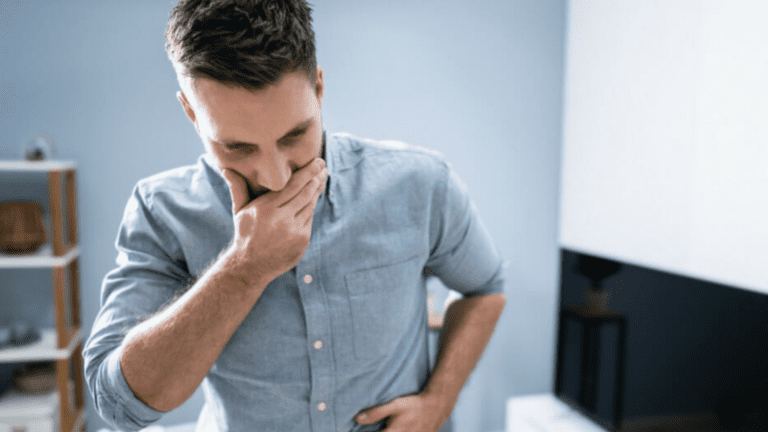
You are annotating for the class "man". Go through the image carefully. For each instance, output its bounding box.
[83,1,506,431]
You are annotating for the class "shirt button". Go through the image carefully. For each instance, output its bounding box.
[314,340,323,350]
[317,402,327,411]
[303,274,313,284]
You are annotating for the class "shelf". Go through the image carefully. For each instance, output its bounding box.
[0,390,86,432]
[0,388,58,417]
[1,165,85,431]
[0,244,79,268]
[0,327,82,362]
[0,160,76,172]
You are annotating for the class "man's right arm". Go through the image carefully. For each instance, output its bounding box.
[118,246,269,412]
[116,157,328,412]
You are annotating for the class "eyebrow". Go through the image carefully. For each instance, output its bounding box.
[213,117,314,148]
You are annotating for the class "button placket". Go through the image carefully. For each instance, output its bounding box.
[297,248,335,430]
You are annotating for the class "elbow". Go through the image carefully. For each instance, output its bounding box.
[488,292,506,320]
[137,390,186,413]
[84,351,165,431]
[495,292,506,309]
[119,351,184,413]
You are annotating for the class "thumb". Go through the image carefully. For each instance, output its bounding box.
[356,400,398,425]
[221,168,249,214]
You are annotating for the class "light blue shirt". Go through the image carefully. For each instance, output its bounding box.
[84,132,504,432]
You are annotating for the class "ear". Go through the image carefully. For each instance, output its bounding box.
[176,90,197,125]
[314,66,324,105]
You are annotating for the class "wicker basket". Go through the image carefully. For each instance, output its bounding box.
[0,202,47,254]
[13,362,56,394]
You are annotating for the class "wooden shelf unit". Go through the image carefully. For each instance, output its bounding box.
[0,160,85,432]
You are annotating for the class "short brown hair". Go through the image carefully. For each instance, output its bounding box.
[165,0,317,90]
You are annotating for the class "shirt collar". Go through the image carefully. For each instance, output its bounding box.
[322,130,338,209]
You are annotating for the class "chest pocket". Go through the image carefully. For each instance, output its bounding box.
[344,256,424,361]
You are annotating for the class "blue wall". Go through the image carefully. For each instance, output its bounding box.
[0,1,566,431]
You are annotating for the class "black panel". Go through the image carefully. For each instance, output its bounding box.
[554,248,768,431]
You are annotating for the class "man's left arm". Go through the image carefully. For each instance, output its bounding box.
[357,159,506,431]
[355,292,505,431]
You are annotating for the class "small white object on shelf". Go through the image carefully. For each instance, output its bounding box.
[0,328,82,362]
[0,388,60,432]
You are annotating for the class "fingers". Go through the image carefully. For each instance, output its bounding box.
[221,168,250,214]
[356,398,405,425]
[296,173,327,225]
[221,157,326,215]
[282,165,328,217]
[274,157,327,208]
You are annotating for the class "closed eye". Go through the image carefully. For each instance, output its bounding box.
[278,128,307,146]
[214,117,314,152]
[224,143,254,151]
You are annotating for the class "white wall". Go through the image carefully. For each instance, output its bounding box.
[560,0,768,295]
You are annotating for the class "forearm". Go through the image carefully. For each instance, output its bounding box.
[423,293,506,423]
[119,248,270,412]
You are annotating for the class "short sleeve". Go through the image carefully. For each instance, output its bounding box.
[425,164,505,297]
[83,184,191,431]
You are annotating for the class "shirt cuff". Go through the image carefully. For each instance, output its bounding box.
[461,260,506,297]
[104,348,164,429]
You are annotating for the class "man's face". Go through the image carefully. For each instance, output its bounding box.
[176,68,324,200]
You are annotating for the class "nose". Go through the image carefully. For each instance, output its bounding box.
[254,150,292,192]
